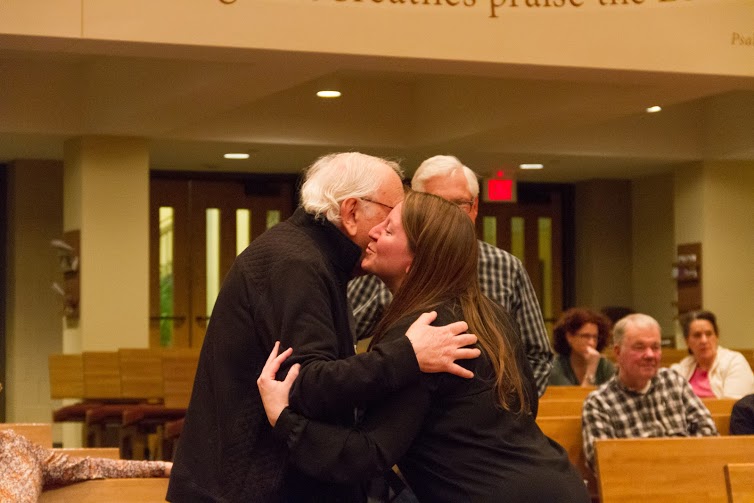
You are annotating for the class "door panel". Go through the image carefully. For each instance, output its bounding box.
[476,189,563,335]
[150,177,294,348]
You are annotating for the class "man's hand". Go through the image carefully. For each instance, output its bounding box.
[256,341,300,427]
[406,311,480,379]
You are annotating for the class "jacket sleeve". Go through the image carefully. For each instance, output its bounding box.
[273,377,431,483]
[265,258,420,420]
[718,351,754,399]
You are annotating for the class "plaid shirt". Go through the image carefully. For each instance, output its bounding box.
[581,368,718,471]
[347,239,553,396]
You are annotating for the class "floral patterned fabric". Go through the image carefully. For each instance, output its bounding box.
[0,429,169,503]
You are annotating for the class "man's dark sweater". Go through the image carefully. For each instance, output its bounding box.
[167,208,419,502]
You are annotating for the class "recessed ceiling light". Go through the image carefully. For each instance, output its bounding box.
[520,163,544,170]
[646,105,662,113]
[316,90,341,98]
[224,153,250,159]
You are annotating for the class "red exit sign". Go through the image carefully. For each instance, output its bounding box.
[483,171,517,203]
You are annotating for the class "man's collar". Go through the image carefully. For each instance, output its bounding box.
[616,372,657,395]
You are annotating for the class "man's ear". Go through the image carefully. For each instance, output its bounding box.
[340,197,359,238]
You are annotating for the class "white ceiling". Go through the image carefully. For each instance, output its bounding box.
[1,39,753,182]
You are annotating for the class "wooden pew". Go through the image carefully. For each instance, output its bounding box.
[595,435,754,502]
[660,348,690,368]
[0,423,52,447]
[38,478,169,502]
[536,415,597,499]
[161,350,199,409]
[538,399,585,417]
[49,354,84,399]
[119,348,165,401]
[713,414,731,436]
[541,386,596,400]
[724,462,754,503]
[704,398,739,415]
[83,352,122,399]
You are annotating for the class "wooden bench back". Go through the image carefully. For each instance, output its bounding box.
[724,462,754,503]
[660,348,690,367]
[704,398,739,415]
[713,413,731,436]
[49,354,84,399]
[83,351,122,399]
[595,435,754,502]
[538,399,584,417]
[0,423,53,447]
[162,350,200,408]
[541,386,595,400]
[119,348,164,400]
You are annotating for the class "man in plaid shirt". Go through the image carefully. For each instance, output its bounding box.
[348,155,553,396]
[581,313,718,471]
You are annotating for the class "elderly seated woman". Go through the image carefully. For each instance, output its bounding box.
[548,308,615,387]
[671,310,754,399]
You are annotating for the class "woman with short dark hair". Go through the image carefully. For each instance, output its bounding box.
[548,308,615,387]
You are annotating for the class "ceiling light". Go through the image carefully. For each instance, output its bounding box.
[520,163,544,170]
[646,105,662,113]
[316,90,341,98]
[224,153,250,159]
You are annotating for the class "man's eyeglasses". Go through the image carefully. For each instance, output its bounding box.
[360,197,394,211]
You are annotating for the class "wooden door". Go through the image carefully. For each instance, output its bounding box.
[150,177,294,348]
[476,189,564,334]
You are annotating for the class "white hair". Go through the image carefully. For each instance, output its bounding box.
[411,155,480,198]
[300,152,404,225]
[613,313,661,347]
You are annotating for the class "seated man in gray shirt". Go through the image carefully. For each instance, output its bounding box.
[582,313,717,471]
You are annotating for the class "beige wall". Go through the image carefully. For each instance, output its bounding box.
[674,161,754,349]
[2,2,753,77]
[574,179,633,312]
[5,160,64,422]
[65,137,150,351]
[631,173,675,339]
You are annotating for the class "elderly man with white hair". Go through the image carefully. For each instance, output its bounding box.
[581,313,718,472]
[167,152,479,503]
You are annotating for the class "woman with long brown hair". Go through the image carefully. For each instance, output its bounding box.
[258,191,588,502]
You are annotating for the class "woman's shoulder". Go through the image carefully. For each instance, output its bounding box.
[716,347,753,369]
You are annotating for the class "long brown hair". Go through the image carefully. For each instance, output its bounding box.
[369,191,528,413]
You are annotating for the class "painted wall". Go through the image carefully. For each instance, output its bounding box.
[674,161,754,349]
[574,179,633,312]
[631,172,675,339]
[699,162,754,350]
[65,137,150,351]
[1,1,752,77]
[5,160,64,422]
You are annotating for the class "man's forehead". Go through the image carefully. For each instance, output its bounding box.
[423,174,471,198]
[625,326,661,344]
